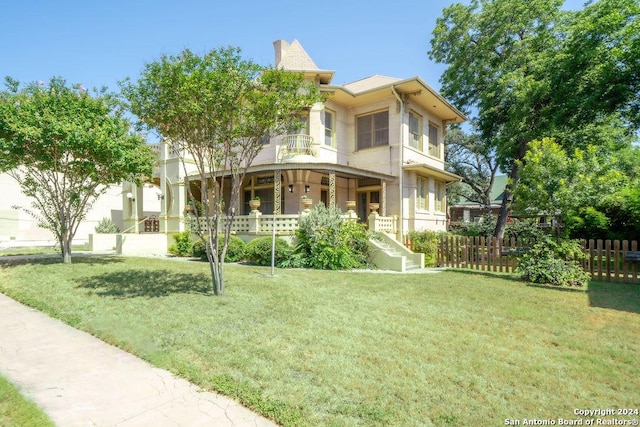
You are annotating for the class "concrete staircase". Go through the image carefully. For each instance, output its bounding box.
[368,233,424,272]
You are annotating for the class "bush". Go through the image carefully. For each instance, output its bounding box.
[294,204,370,270]
[516,238,589,287]
[243,236,291,267]
[168,231,193,257]
[192,235,246,262]
[94,217,119,233]
[504,218,546,246]
[455,214,497,238]
[407,230,441,267]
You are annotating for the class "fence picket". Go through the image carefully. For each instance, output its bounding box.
[427,236,638,284]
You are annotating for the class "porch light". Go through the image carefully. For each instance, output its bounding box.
[126,192,135,202]
[288,184,294,193]
[305,184,310,193]
[153,187,164,200]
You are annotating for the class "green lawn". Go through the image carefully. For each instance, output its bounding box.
[0,257,639,426]
[0,374,54,427]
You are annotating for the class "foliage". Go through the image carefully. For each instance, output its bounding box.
[94,217,120,234]
[168,231,193,257]
[517,238,589,287]
[516,137,640,240]
[294,204,370,270]
[454,214,497,238]
[192,235,246,262]
[242,236,291,267]
[407,230,441,267]
[0,77,154,263]
[445,127,499,210]
[430,0,640,237]
[122,46,320,294]
[503,218,545,246]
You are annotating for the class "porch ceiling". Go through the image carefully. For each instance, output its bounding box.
[403,163,462,183]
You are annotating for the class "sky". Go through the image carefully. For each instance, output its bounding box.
[2,0,589,96]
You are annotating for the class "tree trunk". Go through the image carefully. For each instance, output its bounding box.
[61,235,72,264]
[494,141,529,239]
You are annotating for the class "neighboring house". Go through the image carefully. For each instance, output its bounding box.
[134,39,466,243]
[0,171,161,248]
[449,175,507,223]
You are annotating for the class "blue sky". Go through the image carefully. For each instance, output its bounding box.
[3,0,589,95]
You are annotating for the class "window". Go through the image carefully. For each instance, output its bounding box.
[289,113,309,135]
[435,181,446,212]
[428,123,439,157]
[409,112,422,150]
[417,176,428,210]
[323,109,335,147]
[357,110,389,150]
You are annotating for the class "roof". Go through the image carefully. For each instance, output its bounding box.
[273,39,335,84]
[453,175,508,207]
[343,75,402,93]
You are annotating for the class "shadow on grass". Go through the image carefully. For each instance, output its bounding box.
[74,269,213,298]
[588,280,640,314]
[0,254,125,268]
[445,268,520,281]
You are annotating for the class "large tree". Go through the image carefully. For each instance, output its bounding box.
[445,127,499,211]
[0,77,155,263]
[430,0,640,237]
[122,47,319,295]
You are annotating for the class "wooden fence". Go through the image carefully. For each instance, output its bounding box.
[436,236,639,284]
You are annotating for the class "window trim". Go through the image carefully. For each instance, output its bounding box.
[428,122,440,158]
[409,111,423,151]
[417,176,428,211]
[323,109,336,148]
[356,109,389,151]
[435,181,446,213]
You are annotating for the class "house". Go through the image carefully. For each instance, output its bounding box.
[449,175,507,223]
[0,171,161,249]
[129,39,466,247]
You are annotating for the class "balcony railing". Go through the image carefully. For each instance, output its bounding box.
[281,134,314,156]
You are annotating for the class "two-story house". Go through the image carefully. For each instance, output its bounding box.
[130,39,465,247]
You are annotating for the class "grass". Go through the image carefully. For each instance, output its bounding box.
[0,245,87,257]
[0,374,55,427]
[0,256,639,426]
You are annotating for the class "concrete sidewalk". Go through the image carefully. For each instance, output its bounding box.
[0,293,276,426]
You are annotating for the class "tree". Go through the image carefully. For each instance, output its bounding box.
[430,0,640,238]
[0,77,154,263]
[122,47,320,295]
[445,127,499,212]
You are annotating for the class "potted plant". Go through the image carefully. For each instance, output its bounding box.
[300,195,313,211]
[249,196,261,212]
[185,200,194,214]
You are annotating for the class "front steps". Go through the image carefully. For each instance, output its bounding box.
[368,234,424,272]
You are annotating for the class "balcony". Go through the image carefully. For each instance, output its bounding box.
[279,134,316,162]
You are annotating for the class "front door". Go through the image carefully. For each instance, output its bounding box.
[357,191,380,223]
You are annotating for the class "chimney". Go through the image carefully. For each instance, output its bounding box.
[273,39,290,68]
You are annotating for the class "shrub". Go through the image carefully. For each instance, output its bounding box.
[407,230,440,267]
[192,235,246,262]
[94,217,120,233]
[295,204,370,270]
[516,238,589,287]
[504,218,546,246]
[243,236,291,267]
[455,214,497,237]
[168,231,193,257]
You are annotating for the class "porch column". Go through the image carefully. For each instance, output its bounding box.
[273,169,282,214]
[382,180,387,216]
[329,170,336,208]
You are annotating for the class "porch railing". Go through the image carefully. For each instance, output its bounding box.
[187,211,398,235]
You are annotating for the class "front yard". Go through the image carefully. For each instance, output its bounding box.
[0,257,638,426]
